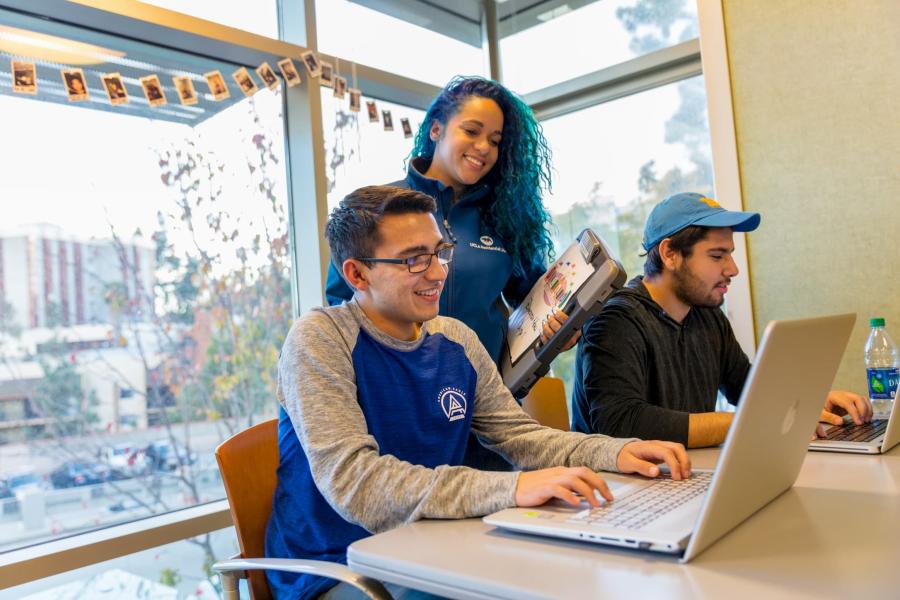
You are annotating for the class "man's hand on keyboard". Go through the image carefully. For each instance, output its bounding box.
[616,441,691,481]
[819,390,872,428]
[515,467,612,508]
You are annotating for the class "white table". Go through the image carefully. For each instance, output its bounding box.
[348,447,900,600]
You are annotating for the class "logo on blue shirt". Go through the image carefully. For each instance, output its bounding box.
[438,387,467,422]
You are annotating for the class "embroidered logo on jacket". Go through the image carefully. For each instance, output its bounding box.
[438,387,467,422]
[469,236,507,253]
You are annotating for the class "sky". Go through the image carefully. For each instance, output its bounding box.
[0,93,180,240]
[0,86,288,281]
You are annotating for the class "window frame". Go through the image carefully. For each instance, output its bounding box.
[0,501,231,589]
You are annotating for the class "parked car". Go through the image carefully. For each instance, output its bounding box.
[144,439,197,472]
[49,460,112,488]
[2,468,49,496]
[97,443,147,479]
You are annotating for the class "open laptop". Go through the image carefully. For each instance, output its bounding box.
[809,394,899,454]
[484,313,856,562]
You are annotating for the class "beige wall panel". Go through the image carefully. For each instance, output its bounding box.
[723,0,900,392]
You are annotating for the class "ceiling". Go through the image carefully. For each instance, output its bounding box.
[0,6,256,125]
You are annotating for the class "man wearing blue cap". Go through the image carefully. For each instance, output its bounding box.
[571,192,871,447]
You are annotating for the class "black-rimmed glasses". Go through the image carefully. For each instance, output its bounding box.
[358,242,455,274]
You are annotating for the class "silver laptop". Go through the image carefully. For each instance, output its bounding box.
[808,394,899,454]
[484,313,856,562]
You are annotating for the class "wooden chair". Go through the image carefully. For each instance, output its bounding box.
[212,418,391,600]
[521,376,570,430]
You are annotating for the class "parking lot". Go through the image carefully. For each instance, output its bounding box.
[0,420,231,552]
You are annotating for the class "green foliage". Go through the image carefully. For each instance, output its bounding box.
[202,551,215,580]
[158,567,182,587]
[616,0,697,54]
[549,345,578,419]
[30,339,97,437]
[549,6,712,402]
[0,300,22,339]
[150,97,291,432]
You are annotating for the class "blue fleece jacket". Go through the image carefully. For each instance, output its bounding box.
[325,158,545,366]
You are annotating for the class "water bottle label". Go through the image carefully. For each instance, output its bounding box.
[867,367,899,399]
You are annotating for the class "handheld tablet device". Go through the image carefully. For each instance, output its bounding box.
[501,229,626,397]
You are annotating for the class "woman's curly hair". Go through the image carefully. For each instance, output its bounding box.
[410,76,555,275]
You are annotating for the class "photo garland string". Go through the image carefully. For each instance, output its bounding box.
[350,62,361,160]
[7,52,418,138]
[331,56,348,169]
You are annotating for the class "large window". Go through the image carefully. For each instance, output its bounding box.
[322,91,426,210]
[0,9,289,566]
[543,75,713,396]
[500,0,699,94]
[315,0,485,87]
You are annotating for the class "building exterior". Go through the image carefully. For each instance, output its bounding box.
[0,225,155,331]
[0,225,157,443]
[0,325,160,443]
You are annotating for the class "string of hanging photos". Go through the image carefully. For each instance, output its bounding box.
[8,50,414,137]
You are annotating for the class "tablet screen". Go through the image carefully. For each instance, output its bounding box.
[506,240,596,364]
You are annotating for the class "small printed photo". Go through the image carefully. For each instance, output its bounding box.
[348,88,361,112]
[232,67,258,97]
[277,58,301,87]
[300,50,321,78]
[319,61,334,88]
[204,70,230,100]
[382,110,394,131]
[255,62,280,91]
[140,74,167,107]
[366,100,378,123]
[101,72,129,105]
[333,76,346,99]
[61,68,89,102]
[173,75,198,105]
[11,60,36,94]
[401,117,413,139]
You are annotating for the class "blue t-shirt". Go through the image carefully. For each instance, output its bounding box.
[265,318,477,599]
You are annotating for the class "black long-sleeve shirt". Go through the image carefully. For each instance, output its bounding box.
[571,277,751,445]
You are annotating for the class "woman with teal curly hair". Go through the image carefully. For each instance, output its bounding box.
[409,75,556,277]
[325,76,578,469]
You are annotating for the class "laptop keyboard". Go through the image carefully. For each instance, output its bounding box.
[568,471,712,531]
[823,419,887,442]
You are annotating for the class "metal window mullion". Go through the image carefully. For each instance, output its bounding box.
[482,0,502,82]
[278,0,329,317]
[524,39,702,121]
[0,501,232,590]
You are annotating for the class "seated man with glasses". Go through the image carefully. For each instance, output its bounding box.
[265,185,691,599]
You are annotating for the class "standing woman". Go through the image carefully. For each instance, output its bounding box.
[325,76,561,468]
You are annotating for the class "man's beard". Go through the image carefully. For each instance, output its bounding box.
[672,263,728,308]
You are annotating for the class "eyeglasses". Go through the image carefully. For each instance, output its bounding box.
[358,242,455,274]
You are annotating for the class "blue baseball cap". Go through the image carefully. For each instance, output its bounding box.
[642,192,761,251]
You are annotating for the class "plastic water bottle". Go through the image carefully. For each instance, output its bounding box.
[864,317,899,414]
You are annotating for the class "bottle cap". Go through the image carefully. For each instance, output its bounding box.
[870,317,886,327]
